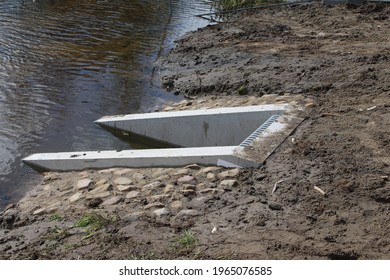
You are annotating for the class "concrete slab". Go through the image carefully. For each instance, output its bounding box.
[22,146,259,172]
[95,105,287,147]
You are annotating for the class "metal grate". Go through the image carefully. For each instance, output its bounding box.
[239,115,280,147]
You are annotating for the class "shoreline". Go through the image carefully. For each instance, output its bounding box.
[1,3,390,259]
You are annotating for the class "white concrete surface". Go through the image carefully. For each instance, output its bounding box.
[95,105,287,147]
[22,146,260,171]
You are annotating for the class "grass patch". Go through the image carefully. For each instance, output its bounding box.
[176,230,198,250]
[74,212,107,230]
[49,213,63,221]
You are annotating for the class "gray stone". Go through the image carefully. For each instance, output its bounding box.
[147,194,170,203]
[170,200,184,212]
[69,192,83,203]
[123,211,145,223]
[218,168,240,179]
[77,178,93,190]
[142,181,165,194]
[173,168,190,176]
[219,179,239,190]
[182,184,196,190]
[3,209,18,224]
[95,179,108,186]
[89,183,112,194]
[199,188,218,194]
[113,168,133,176]
[153,208,170,218]
[114,177,132,185]
[144,202,165,210]
[255,173,267,181]
[78,171,90,178]
[164,184,175,193]
[177,209,199,217]
[126,191,140,199]
[269,203,283,211]
[180,189,196,197]
[178,175,195,184]
[117,184,138,192]
[185,164,201,170]
[196,166,221,175]
[132,172,146,181]
[206,172,218,182]
[86,191,111,200]
[102,196,123,206]
[33,208,46,215]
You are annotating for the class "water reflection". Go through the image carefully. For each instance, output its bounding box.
[0,0,213,208]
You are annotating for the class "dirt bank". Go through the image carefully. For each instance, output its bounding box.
[1,3,390,259]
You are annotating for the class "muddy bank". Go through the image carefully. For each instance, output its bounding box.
[1,3,390,259]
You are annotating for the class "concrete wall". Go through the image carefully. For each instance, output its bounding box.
[95,105,287,148]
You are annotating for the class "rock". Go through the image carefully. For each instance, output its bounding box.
[123,211,145,223]
[144,202,165,210]
[199,188,218,194]
[69,192,83,203]
[43,173,61,182]
[142,181,165,194]
[126,191,140,199]
[132,172,146,181]
[268,203,283,211]
[43,185,52,191]
[185,164,201,170]
[156,175,170,182]
[178,175,195,184]
[196,183,208,191]
[86,191,111,200]
[98,168,119,174]
[173,168,190,176]
[114,177,132,185]
[86,198,103,208]
[180,189,196,197]
[78,171,90,178]
[170,201,184,212]
[176,209,199,217]
[113,168,133,176]
[153,208,170,218]
[147,194,170,203]
[197,166,222,175]
[218,168,240,179]
[3,209,18,224]
[182,184,196,190]
[33,208,46,216]
[102,196,123,206]
[96,179,108,186]
[77,178,93,190]
[117,184,138,192]
[164,184,175,193]
[255,173,267,181]
[219,179,239,190]
[206,172,218,182]
[89,183,112,194]
[4,204,15,211]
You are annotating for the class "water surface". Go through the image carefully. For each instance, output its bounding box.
[0,0,213,209]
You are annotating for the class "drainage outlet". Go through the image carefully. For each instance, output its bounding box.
[23,104,303,171]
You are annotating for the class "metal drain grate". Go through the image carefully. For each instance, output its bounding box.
[239,115,280,147]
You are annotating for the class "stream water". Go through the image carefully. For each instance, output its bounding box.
[0,0,214,209]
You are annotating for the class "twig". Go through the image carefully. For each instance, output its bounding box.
[272,180,284,194]
[314,186,326,196]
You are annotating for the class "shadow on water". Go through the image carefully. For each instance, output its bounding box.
[0,0,214,209]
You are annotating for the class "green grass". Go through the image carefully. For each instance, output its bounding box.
[74,212,107,231]
[176,230,198,250]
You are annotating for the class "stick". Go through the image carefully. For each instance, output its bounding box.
[272,180,284,194]
[314,186,326,196]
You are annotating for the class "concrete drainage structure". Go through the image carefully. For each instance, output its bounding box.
[23,104,304,171]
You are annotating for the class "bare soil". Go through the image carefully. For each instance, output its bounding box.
[1,3,390,259]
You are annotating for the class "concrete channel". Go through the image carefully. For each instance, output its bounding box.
[23,104,302,171]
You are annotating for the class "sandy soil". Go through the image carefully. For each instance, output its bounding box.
[1,3,390,259]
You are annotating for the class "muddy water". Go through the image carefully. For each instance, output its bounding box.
[0,0,213,209]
